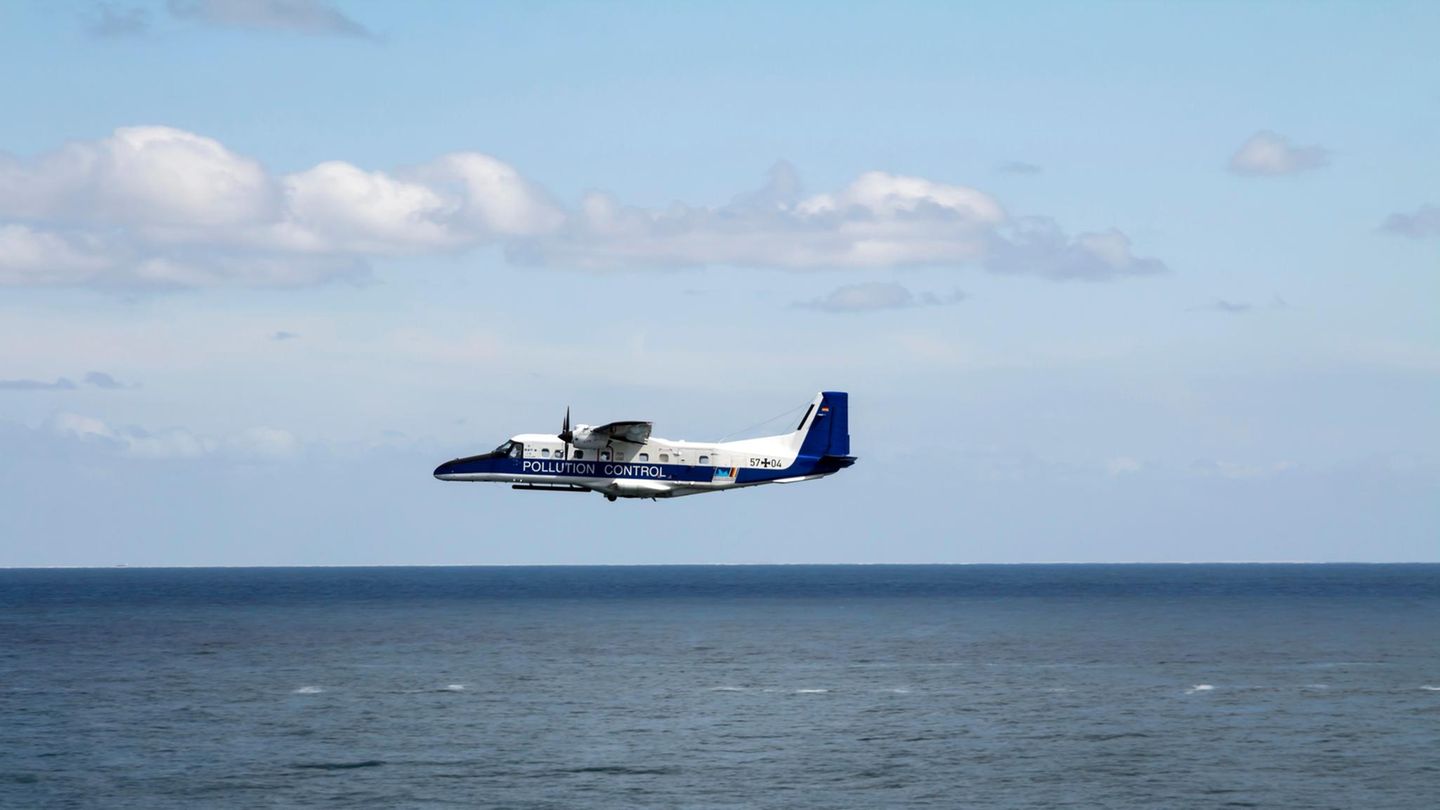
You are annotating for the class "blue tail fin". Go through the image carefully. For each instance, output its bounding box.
[796,391,851,457]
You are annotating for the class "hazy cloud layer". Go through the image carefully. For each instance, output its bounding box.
[1227,131,1329,176]
[0,371,130,390]
[1191,296,1296,314]
[997,161,1042,175]
[0,377,77,391]
[1197,299,1252,314]
[48,412,298,460]
[0,127,1166,288]
[1191,458,1298,480]
[796,282,966,313]
[85,3,151,37]
[1381,205,1440,238]
[167,0,372,37]
[84,370,126,389]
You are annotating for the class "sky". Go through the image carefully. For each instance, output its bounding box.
[0,0,1436,565]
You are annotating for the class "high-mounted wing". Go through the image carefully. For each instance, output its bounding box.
[591,421,652,444]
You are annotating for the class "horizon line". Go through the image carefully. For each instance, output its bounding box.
[3,561,1438,570]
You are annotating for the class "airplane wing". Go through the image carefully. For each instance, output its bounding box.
[591,421,653,444]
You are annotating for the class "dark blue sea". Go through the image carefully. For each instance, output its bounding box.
[2,565,1438,808]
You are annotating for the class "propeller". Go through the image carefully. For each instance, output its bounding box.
[558,406,573,459]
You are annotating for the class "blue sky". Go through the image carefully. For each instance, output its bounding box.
[1,0,1436,564]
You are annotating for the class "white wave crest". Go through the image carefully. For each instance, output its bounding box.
[795,688,829,694]
[442,684,466,692]
[1422,685,1440,691]
[293,686,325,694]
[708,686,745,692]
[1186,684,1215,694]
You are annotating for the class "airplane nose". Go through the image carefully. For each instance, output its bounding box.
[433,460,456,479]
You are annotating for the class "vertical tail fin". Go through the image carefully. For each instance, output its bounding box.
[790,391,850,457]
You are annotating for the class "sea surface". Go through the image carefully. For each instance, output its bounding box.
[2,564,1438,808]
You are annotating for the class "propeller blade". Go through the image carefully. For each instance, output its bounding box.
[559,406,573,458]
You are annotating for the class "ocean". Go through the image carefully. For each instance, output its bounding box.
[2,565,1437,808]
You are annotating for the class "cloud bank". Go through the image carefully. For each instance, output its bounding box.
[48,412,298,460]
[0,126,1167,288]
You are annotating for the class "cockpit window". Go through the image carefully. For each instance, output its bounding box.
[493,440,523,459]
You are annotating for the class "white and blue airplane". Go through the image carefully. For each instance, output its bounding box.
[433,391,855,501]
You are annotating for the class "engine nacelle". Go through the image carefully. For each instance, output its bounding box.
[568,425,608,449]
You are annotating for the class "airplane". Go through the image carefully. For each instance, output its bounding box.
[433,391,855,501]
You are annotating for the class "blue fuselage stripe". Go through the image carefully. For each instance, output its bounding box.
[436,455,827,483]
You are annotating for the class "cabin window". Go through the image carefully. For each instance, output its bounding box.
[698,455,710,465]
[540,448,550,458]
[659,453,668,463]
[574,450,584,459]
[638,452,649,462]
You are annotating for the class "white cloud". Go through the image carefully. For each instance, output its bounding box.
[0,128,556,288]
[413,153,565,237]
[517,170,1164,279]
[228,425,300,458]
[1381,204,1440,238]
[0,126,1166,288]
[795,171,1006,222]
[1106,456,1143,476]
[49,413,115,440]
[282,161,453,252]
[796,282,966,313]
[984,221,1166,281]
[0,225,115,285]
[47,412,298,460]
[1227,130,1329,176]
[0,126,277,228]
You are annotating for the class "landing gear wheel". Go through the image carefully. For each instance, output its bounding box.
[606,494,617,502]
